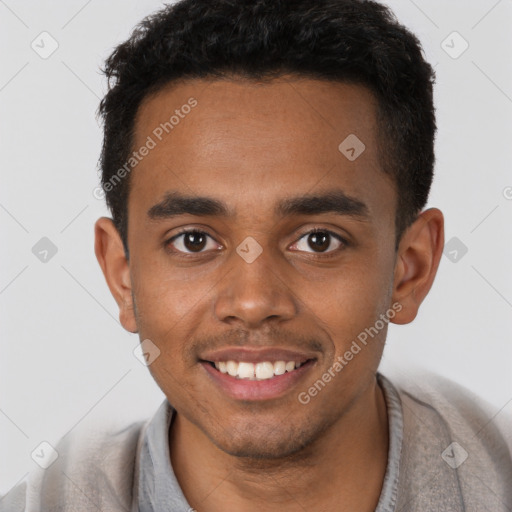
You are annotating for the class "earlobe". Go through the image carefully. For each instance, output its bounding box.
[94,217,138,333]
[390,208,444,325]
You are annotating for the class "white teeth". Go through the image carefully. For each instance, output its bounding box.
[213,360,305,380]
[226,360,238,377]
[285,361,295,372]
[238,362,255,379]
[273,361,286,375]
[255,362,274,379]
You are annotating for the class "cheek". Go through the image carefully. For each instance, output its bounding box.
[131,270,212,402]
[131,258,206,324]
[297,257,395,388]
[302,257,392,335]
[129,266,214,373]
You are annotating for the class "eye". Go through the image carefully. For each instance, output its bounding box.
[165,227,348,257]
[290,228,347,254]
[166,229,220,254]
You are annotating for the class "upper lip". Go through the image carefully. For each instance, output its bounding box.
[199,347,317,364]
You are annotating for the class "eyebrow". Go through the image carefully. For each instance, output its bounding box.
[147,189,370,221]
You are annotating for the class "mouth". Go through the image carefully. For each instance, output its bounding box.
[199,348,318,401]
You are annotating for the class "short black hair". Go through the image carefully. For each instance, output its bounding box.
[98,0,436,256]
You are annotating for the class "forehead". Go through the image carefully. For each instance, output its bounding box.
[129,76,395,223]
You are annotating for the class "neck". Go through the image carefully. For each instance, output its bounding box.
[169,377,389,512]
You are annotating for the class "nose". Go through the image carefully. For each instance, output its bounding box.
[213,242,298,329]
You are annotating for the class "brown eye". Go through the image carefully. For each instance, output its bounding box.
[292,229,346,254]
[308,231,330,252]
[167,230,218,254]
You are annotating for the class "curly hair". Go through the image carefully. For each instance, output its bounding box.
[97,0,436,256]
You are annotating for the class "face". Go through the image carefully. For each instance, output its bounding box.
[98,76,419,459]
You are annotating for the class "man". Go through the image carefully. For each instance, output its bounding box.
[2,0,511,510]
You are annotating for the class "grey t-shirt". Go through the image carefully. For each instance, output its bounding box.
[1,370,511,511]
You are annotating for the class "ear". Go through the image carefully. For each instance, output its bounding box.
[94,217,138,333]
[390,208,444,324]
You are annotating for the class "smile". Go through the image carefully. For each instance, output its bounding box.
[200,356,316,401]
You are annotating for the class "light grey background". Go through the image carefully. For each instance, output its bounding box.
[1,0,511,496]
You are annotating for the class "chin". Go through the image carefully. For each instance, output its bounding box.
[207,418,327,461]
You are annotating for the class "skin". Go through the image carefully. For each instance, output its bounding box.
[95,75,444,511]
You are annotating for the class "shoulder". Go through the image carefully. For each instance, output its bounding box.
[0,418,147,512]
[380,368,512,511]
[384,368,511,447]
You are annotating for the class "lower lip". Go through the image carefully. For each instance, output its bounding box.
[201,360,315,401]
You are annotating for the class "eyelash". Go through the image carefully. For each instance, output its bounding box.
[164,227,349,258]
